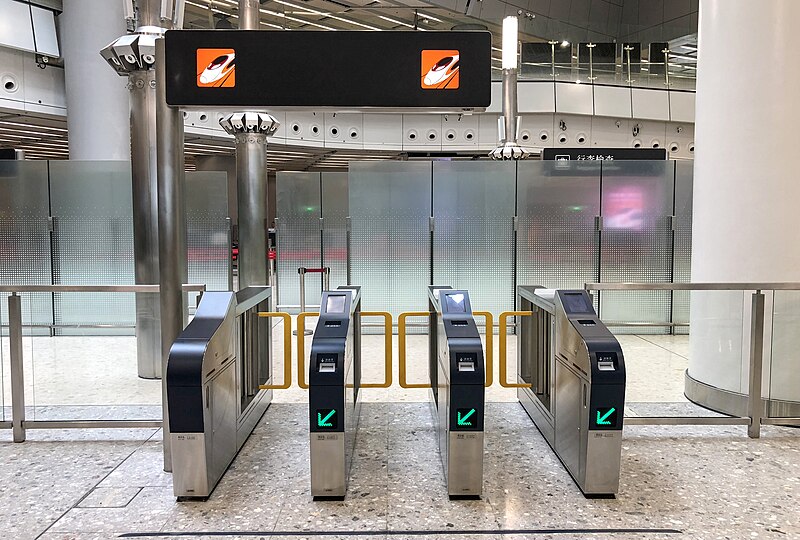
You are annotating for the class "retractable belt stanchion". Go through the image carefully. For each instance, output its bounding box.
[294,267,330,336]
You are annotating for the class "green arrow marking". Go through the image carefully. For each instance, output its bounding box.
[457,408,476,426]
[597,408,616,425]
[317,410,336,427]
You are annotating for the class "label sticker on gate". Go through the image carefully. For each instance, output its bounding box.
[316,409,338,429]
[595,407,618,427]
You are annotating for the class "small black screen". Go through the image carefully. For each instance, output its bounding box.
[563,293,592,313]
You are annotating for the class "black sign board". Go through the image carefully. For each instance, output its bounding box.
[165,30,492,111]
[542,147,667,161]
[0,148,16,160]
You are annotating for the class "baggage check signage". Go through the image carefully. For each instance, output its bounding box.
[165,30,492,111]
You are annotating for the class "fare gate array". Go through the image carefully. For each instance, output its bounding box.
[164,285,628,502]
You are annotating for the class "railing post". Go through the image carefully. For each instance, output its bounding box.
[747,291,766,438]
[323,267,330,292]
[8,293,26,442]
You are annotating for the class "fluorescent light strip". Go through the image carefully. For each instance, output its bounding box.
[0,121,67,132]
[270,0,380,30]
[260,8,337,31]
[378,15,414,28]
[416,12,443,23]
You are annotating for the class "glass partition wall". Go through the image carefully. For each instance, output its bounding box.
[277,159,692,334]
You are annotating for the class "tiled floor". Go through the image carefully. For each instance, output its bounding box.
[1,325,798,540]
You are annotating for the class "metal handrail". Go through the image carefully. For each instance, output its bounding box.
[498,311,533,389]
[2,284,208,442]
[398,311,430,389]
[582,281,800,437]
[0,284,207,293]
[257,311,293,390]
[360,311,393,389]
[584,282,800,291]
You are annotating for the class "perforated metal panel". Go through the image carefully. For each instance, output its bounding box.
[186,171,231,304]
[321,172,348,291]
[672,160,693,334]
[433,161,515,316]
[0,160,53,336]
[49,161,135,335]
[599,160,674,333]
[349,161,432,319]
[276,172,322,312]
[516,160,601,298]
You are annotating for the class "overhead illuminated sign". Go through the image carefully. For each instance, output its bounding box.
[165,30,492,111]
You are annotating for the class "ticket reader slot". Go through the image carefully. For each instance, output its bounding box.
[428,286,485,498]
[167,287,274,500]
[309,286,362,499]
[516,286,626,496]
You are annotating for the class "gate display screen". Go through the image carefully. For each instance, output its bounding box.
[165,30,492,110]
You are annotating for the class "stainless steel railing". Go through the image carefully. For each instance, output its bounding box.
[2,283,206,442]
[585,282,800,437]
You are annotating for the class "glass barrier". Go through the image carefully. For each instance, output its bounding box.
[26,291,162,422]
[0,160,53,336]
[769,290,800,416]
[186,170,231,308]
[49,161,136,336]
[514,41,696,91]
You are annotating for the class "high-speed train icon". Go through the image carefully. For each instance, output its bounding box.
[422,54,459,89]
[198,52,236,87]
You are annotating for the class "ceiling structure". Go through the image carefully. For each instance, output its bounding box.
[1,0,699,167]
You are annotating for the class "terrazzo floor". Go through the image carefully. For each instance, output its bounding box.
[1,326,797,539]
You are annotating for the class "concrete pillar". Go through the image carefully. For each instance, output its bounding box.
[60,0,128,160]
[687,0,800,415]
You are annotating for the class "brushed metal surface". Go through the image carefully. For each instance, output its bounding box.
[311,433,346,497]
[129,66,161,380]
[554,360,582,482]
[584,430,622,495]
[210,363,237,484]
[171,433,210,498]
[236,133,269,290]
[447,431,484,496]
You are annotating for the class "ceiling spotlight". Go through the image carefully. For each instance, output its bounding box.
[560,40,570,48]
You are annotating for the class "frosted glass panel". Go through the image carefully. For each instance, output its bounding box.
[276,172,321,311]
[49,161,135,335]
[0,160,53,335]
[769,291,800,404]
[433,161,515,316]
[516,160,601,299]
[321,172,348,290]
[349,161,431,317]
[599,161,674,333]
[186,171,231,304]
[672,160,693,333]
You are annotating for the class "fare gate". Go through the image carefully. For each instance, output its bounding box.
[508,286,627,496]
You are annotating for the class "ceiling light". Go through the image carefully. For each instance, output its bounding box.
[502,16,518,70]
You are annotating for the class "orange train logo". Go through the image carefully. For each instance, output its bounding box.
[421,50,459,90]
[197,48,236,88]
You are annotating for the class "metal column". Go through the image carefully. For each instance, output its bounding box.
[490,70,529,160]
[219,0,279,291]
[8,294,25,443]
[99,0,182,379]
[155,37,188,472]
[129,66,162,380]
